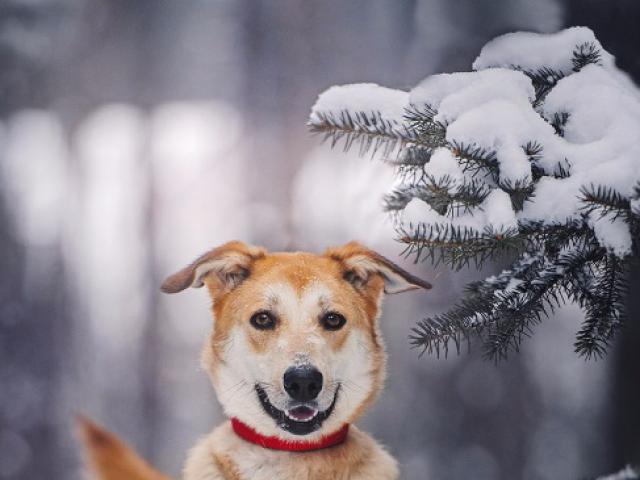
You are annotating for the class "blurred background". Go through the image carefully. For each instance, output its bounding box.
[1,1,639,479]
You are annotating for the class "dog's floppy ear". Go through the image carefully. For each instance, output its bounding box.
[161,241,266,295]
[325,241,432,294]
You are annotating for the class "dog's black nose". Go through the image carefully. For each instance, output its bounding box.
[283,365,323,402]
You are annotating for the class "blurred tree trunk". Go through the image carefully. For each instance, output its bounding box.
[0,194,65,479]
[565,0,640,468]
[0,4,70,478]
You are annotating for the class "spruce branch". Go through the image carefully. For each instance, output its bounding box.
[386,146,433,184]
[513,41,602,106]
[572,41,602,71]
[520,219,595,256]
[518,66,566,106]
[409,252,546,358]
[580,184,632,220]
[387,145,432,168]
[498,178,536,212]
[309,110,416,157]
[632,183,640,216]
[523,141,543,163]
[411,245,606,361]
[549,158,572,179]
[384,175,491,217]
[403,104,448,148]
[397,222,523,271]
[549,111,570,137]
[449,141,500,180]
[574,254,628,358]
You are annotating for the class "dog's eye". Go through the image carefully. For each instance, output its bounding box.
[320,312,346,331]
[250,311,277,330]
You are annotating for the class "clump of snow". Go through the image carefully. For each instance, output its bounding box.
[309,83,409,125]
[411,69,535,124]
[308,27,640,257]
[483,190,518,230]
[473,26,614,75]
[411,68,566,184]
[589,213,633,257]
[425,147,465,182]
[595,465,640,480]
[491,277,525,298]
[519,176,578,224]
[522,65,640,233]
[447,99,554,183]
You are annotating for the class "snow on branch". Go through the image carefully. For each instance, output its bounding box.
[593,465,640,480]
[309,83,419,157]
[308,26,640,361]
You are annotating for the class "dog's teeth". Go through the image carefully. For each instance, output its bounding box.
[285,409,318,422]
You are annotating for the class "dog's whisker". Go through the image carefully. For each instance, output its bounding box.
[220,380,246,395]
[356,340,373,354]
[221,380,252,402]
[342,379,367,393]
[218,335,237,353]
[256,381,278,393]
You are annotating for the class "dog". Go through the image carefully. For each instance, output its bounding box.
[80,241,431,479]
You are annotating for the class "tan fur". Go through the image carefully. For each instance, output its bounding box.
[209,252,380,361]
[78,416,170,480]
[80,241,430,480]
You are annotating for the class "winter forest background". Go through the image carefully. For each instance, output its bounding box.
[1,1,639,479]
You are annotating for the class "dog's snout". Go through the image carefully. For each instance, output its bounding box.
[283,365,323,402]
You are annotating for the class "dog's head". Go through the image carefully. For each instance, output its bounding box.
[162,241,431,440]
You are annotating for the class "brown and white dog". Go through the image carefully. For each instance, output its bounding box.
[81,241,431,480]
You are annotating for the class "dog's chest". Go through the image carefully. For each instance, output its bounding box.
[219,443,356,480]
[185,423,399,480]
[204,424,379,480]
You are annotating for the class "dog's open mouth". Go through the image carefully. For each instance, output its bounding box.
[286,405,318,422]
[255,384,340,436]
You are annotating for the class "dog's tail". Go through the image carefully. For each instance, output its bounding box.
[78,416,171,480]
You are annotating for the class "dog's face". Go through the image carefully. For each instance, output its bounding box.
[162,241,430,440]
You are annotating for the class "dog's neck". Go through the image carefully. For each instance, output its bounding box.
[230,418,350,452]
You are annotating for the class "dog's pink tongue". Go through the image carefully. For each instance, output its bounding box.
[288,406,316,421]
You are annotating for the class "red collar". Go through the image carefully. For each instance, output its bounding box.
[231,418,349,452]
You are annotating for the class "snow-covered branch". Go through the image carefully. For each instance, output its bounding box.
[308,26,640,361]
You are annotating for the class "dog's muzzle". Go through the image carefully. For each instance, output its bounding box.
[255,383,340,436]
